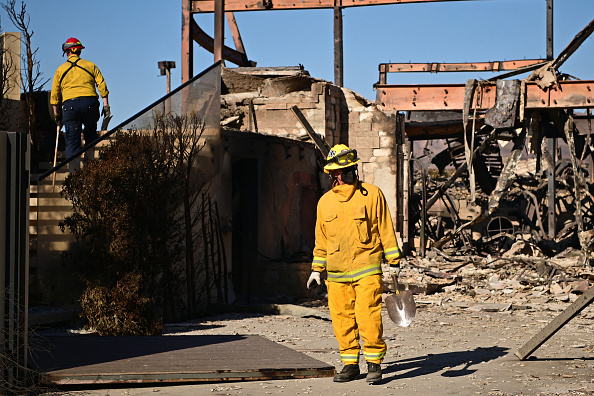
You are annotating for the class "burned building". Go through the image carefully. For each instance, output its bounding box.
[29,1,594,314]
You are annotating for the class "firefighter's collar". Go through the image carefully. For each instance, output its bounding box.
[332,180,358,202]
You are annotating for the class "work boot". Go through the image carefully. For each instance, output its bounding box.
[366,362,382,383]
[333,364,360,382]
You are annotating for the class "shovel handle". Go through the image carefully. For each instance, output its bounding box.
[391,273,400,295]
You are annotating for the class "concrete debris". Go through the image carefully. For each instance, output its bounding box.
[381,248,593,310]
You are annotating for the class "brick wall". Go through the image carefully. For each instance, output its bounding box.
[342,89,400,224]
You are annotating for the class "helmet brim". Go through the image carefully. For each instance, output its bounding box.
[323,159,360,174]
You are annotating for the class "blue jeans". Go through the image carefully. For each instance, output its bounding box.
[62,96,100,158]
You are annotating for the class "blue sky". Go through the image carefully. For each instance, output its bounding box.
[2,0,593,126]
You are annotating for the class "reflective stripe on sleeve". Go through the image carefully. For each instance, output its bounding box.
[312,256,327,268]
[384,246,400,259]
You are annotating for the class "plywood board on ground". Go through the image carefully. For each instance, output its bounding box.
[30,335,335,385]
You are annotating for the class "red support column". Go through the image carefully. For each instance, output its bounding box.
[182,0,193,83]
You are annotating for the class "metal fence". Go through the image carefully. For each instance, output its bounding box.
[0,131,30,389]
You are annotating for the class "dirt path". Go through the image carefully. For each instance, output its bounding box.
[64,296,594,396]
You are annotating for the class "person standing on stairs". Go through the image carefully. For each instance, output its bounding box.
[50,37,110,169]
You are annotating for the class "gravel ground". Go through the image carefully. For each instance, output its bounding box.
[60,292,594,396]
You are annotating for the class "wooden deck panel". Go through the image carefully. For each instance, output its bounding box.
[30,335,335,385]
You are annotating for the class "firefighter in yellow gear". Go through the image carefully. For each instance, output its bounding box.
[306,144,401,383]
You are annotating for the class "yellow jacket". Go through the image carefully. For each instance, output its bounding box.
[311,180,401,282]
[50,54,109,105]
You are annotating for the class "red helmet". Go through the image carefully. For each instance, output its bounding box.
[62,37,84,53]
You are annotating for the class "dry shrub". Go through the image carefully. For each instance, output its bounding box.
[80,272,163,336]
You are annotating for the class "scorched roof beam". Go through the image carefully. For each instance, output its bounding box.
[378,60,549,85]
[376,80,594,112]
[183,0,509,83]
[190,0,485,13]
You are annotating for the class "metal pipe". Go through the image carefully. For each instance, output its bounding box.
[547,137,556,238]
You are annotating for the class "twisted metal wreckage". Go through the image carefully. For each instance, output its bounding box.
[376,18,594,263]
[376,18,594,359]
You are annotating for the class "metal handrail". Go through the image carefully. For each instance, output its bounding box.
[38,61,222,181]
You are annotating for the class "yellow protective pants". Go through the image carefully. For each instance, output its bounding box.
[326,274,386,365]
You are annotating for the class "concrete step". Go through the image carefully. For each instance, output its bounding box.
[29,198,72,207]
[37,237,76,252]
[34,224,70,236]
[30,193,69,203]
[31,175,70,188]
[31,209,72,220]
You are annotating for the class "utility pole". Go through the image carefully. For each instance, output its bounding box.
[158,61,176,114]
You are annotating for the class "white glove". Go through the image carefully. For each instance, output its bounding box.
[306,271,321,289]
[390,257,405,276]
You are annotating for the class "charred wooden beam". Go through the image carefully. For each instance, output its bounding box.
[290,106,330,156]
[192,0,489,13]
[214,0,224,63]
[380,60,548,88]
[377,80,594,112]
[226,12,247,55]
[405,118,484,140]
[546,0,553,60]
[334,6,344,87]
[182,0,193,83]
[191,19,253,66]
[490,17,593,82]
[516,285,594,360]
[380,60,546,74]
[551,17,594,71]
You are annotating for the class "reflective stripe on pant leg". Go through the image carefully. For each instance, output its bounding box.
[327,280,360,365]
[354,274,386,364]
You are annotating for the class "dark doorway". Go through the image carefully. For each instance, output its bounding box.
[231,159,258,301]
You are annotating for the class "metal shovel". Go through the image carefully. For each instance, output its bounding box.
[385,273,416,327]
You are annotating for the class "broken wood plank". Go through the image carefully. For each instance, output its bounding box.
[381,59,547,74]
[290,105,330,156]
[515,285,594,360]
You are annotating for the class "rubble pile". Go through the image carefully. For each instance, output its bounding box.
[386,247,594,310]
